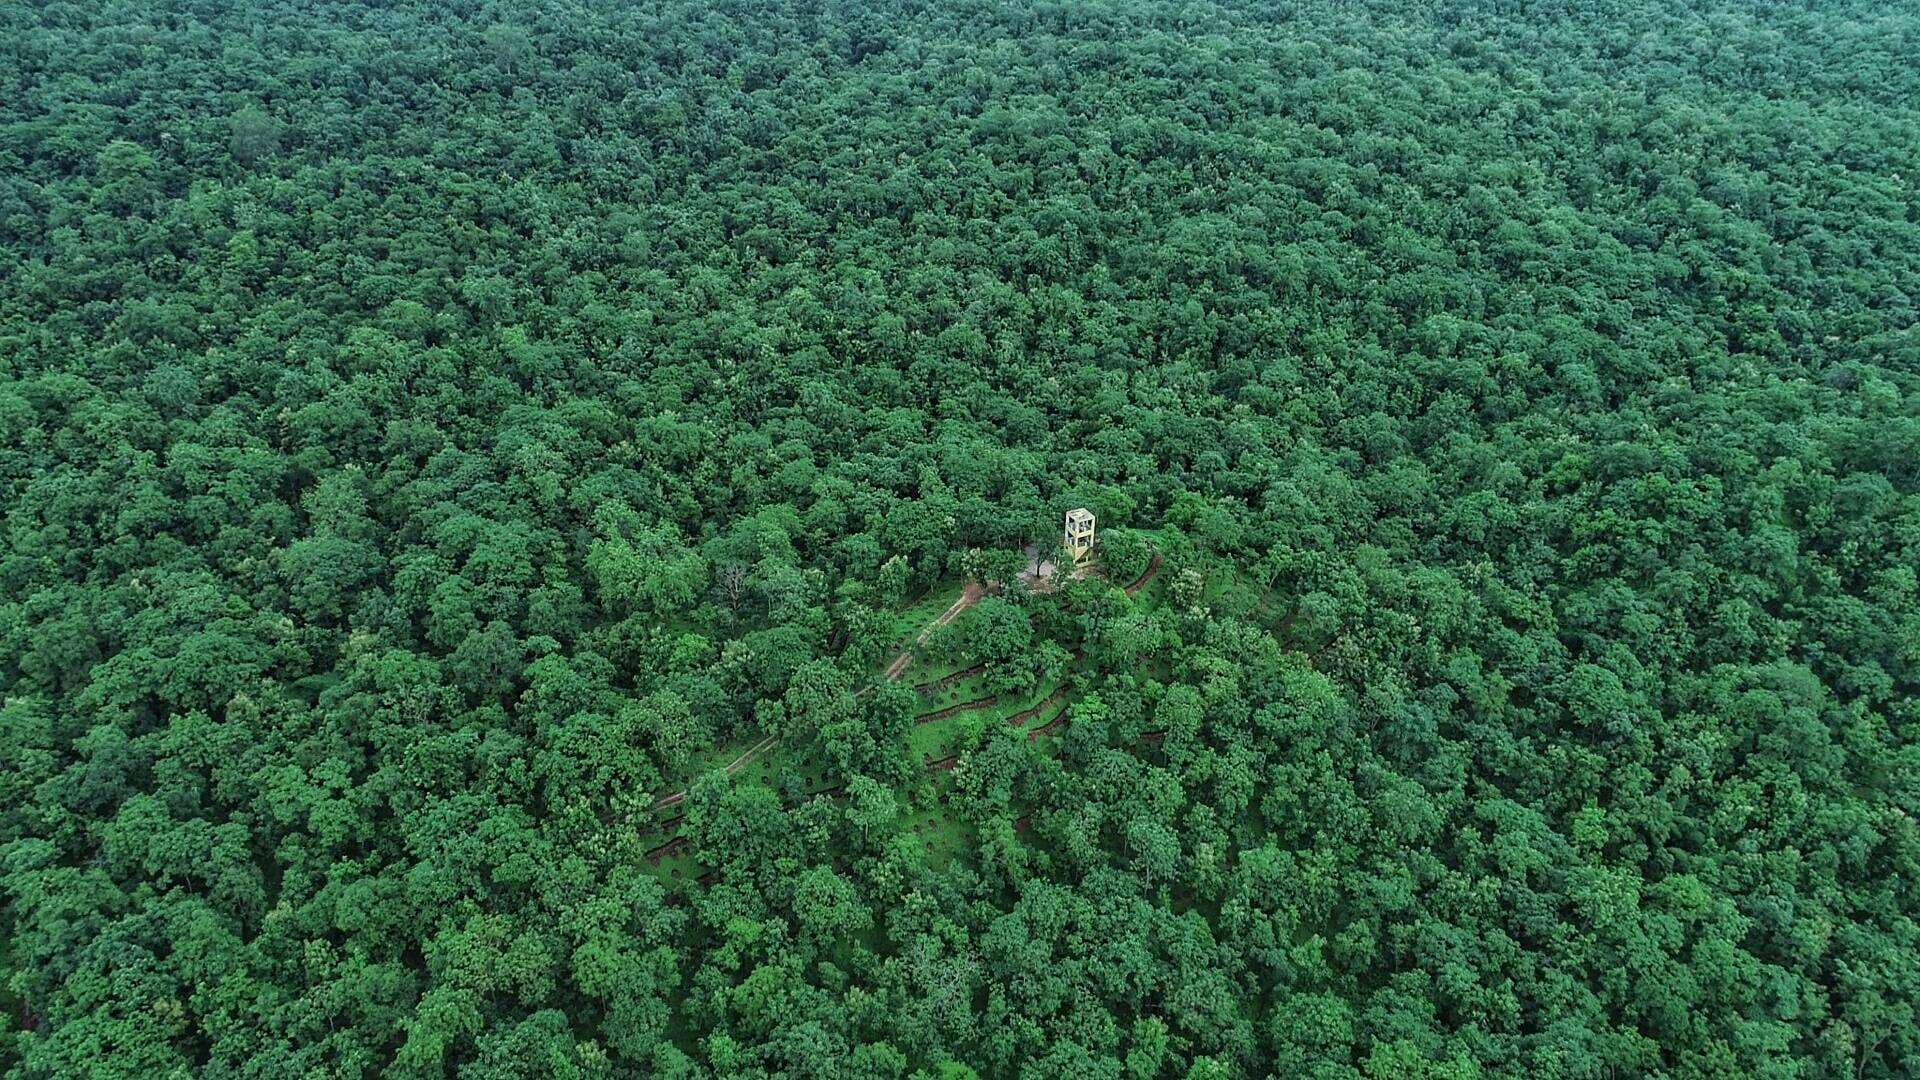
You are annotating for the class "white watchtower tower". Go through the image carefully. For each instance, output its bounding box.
[1063,508,1096,564]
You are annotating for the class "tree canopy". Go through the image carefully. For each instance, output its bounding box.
[2,0,1918,1075]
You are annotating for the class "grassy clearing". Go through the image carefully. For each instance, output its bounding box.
[907,705,991,765]
[899,650,976,688]
[883,579,968,651]
[915,669,992,707]
[898,803,975,869]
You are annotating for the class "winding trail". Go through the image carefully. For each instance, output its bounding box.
[649,732,779,810]
[1005,686,1070,728]
[882,583,983,682]
[1027,708,1072,741]
[1123,551,1163,596]
[915,695,999,725]
[915,662,985,696]
[644,834,690,865]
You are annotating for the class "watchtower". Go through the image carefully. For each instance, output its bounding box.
[1063,508,1096,563]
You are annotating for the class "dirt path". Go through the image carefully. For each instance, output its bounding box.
[915,695,998,725]
[915,662,985,695]
[649,731,779,810]
[1027,706,1072,741]
[882,582,982,682]
[644,834,690,865]
[1005,685,1070,728]
[1124,551,1162,596]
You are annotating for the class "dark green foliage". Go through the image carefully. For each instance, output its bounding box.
[2,0,1918,1075]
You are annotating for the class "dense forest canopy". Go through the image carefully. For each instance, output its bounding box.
[2,0,1918,1075]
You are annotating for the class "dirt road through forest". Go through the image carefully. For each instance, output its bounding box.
[881,582,983,681]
